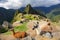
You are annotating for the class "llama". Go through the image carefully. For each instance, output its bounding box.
[10,29,28,40]
[32,20,53,38]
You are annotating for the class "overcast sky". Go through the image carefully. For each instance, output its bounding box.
[0,0,60,9]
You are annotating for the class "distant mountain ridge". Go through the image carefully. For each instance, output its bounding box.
[20,4,60,14]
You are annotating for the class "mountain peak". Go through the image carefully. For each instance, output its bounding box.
[23,4,47,18]
[26,4,31,7]
[24,4,32,14]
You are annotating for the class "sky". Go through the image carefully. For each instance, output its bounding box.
[0,0,60,9]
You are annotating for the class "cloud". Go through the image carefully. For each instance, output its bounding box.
[0,0,60,9]
[0,0,22,9]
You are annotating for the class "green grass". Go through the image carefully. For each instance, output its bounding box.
[14,22,28,31]
[4,22,28,35]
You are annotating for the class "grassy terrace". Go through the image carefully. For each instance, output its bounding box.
[4,22,28,35]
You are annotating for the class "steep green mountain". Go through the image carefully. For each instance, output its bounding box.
[23,4,47,18]
[46,8,60,22]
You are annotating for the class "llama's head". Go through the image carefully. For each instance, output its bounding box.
[32,22,39,30]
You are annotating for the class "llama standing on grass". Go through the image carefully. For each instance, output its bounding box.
[32,22,40,35]
[10,29,28,40]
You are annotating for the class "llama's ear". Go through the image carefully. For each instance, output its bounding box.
[32,27,35,30]
[48,23,50,25]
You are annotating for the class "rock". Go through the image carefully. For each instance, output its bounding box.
[2,21,13,30]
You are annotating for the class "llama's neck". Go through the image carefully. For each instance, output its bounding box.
[12,30,15,35]
[35,29,40,35]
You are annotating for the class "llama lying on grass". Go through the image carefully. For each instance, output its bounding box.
[32,20,53,38]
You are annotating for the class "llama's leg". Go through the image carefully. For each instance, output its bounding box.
[0,38,1,40]
[49,32,53,38]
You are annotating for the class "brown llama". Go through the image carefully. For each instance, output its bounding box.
[10,29,28,40]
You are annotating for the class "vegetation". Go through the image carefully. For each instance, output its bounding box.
[52,15,60,22]
[24,4,31,14]
[14,22,28,31]
[11,10,19,23]
[46,8,60,22]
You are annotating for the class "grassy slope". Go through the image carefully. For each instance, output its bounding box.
[4,22,28,35]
